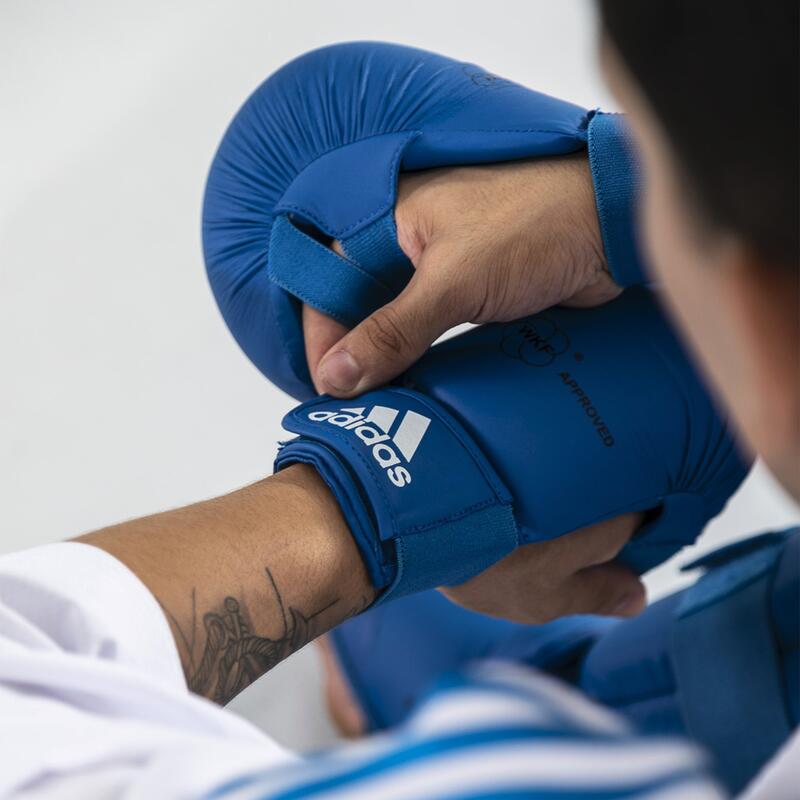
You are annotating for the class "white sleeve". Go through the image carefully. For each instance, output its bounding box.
[0,542,764,800]
[0,541,183,685]
[0,542,296,799]
[212,662,725,800]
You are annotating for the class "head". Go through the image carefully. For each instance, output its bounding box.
[597,1,799,497]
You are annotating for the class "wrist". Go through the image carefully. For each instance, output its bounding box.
[76,465,375,702]
[271,464,377,613]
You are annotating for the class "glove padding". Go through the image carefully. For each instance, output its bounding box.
[275,288,749,600]
[203,41,636,400]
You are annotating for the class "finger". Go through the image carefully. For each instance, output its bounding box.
[303,305,349,393]
[558,561,647,618]
[303,240,351,391]
[315,635,367,738]
[316,260,465,397]
[555,512,644,574]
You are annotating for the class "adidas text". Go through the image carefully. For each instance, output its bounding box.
[307,405,431,487]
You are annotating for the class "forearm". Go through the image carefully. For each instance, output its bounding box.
[76,464,375,704]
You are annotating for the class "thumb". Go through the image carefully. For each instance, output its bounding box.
[303,304,349,393]
[316,268,464,397]
[559,562,647,618]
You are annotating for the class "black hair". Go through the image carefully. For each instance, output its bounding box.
[598,1,798,269]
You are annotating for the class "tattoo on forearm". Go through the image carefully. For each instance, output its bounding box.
[163,567,347,704]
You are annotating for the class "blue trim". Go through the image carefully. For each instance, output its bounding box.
[380,503,518,602]
[268,214,395,328]
[205,724,708,800]
[587,112,647,288]
[265,727,688,800]
[340,210,414,296]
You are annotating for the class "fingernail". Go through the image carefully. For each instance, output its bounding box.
[320,350,361,393]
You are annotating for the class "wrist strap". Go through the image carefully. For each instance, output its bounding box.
[275,389,519,601]
[587,112,648,288]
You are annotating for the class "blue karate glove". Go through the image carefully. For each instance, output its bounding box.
[203,42,645,401]
[275,288,748,601]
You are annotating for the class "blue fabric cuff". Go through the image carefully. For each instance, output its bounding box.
[274,389,519,602]
[587,112,648,287]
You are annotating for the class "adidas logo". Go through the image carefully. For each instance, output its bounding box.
[307,405,431,487]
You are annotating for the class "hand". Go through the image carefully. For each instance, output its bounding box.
[441,512,647,624]
[305,153,620,397]
[317,634,367,738]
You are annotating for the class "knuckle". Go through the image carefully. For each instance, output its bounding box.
[436,278,471,319]
[395,211,425,264]
[362,306,414,356]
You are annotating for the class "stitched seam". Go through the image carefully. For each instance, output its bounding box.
[345,133,407,237]
[398,498,500,535]
[276,132,415,239]
[275,125,582,239]
[267,272,350,325]
[274,124,572,188]
[269,219,397,297]
[269,247,393,303]
[587,116,615,271]
[391,536,406,597]
[278,201,388,242]
[273,217,394,286]
[289,413,500,535]
[587,113,639,287]
[422,126,582,134]
[275,129,420,184]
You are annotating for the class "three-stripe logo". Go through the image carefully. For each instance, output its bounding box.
[307,405,431,487]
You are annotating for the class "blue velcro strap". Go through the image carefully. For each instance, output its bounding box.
[268,214,396,327]
[340,210,414,296]
[672,536,792,794]
[386,503,518,602]
[274,388,519,602]
[587,112,648,288]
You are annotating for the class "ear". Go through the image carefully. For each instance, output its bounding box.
[724,250,800,495]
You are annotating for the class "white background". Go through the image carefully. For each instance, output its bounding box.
[2,0,797,751]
